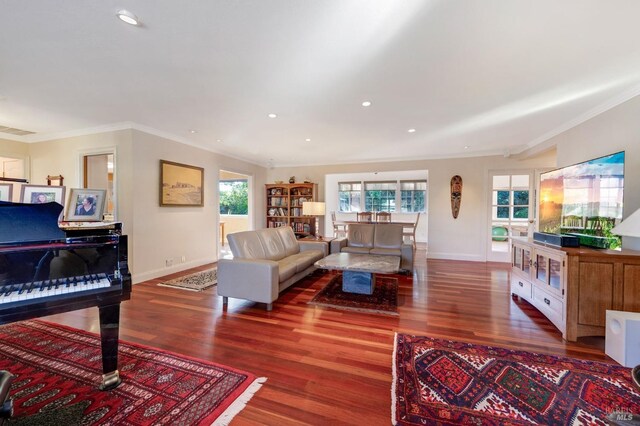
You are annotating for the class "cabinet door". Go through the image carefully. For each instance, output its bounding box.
[511,243,532,276]
[522,246,532,276]
[533,249,565,297]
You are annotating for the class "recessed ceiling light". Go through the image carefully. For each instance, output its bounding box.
[305,138,311,142]
[216,139,222,143]
[268,113,277,118]
[189,129,198,134]
[117,9,139,26]
[464,145,470,149]
[361,101,372,107]
[407,128,416,133]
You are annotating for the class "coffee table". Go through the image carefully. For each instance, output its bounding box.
[314,253,400,295]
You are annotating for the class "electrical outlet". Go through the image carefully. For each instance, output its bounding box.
[166,258,173,267]
[181,256,186,263]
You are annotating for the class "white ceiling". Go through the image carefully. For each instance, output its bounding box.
[2,1,640,167]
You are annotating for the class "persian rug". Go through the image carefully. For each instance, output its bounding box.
[392,333,640,425]
[0,320,266,425]
[309,273,398,315]
[158,267,217,291]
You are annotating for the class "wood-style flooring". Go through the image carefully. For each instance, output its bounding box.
[44,245,609,425]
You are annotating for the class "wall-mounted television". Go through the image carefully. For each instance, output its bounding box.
[538,151,624,249]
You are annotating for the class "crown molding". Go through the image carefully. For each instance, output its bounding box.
[523,82,640,150]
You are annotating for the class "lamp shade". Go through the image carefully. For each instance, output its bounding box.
[302,201,325,216]
[611,208,640,238]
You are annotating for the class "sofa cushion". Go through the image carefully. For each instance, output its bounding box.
[347,224,375,248]
[228,230,267,259]
[256,229,287,261]
[276,226,300,257]
[341,246,371,254]
[374,224,403,249]
[370,248,402,256]
[277,258,297,281]
[287,250,325,273]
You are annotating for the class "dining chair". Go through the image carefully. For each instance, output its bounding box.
[356,212,373,222]
[375,211,392,222]
[403,212,420,249]
[331,211,347,238]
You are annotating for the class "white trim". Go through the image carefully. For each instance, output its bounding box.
[12,121,266,167]
[132,257,216,284]
[427,252,484,262]
[212,377,267,426]
[523,82,640,151]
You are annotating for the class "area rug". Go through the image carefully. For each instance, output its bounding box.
[158,267,217,291]
[0,320,266,425]
[392,333,640,425]
[309,273,398,315]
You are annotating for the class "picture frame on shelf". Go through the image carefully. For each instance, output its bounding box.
[64,188,107,222]
[20,184,66,205]
[160,160,204,207]
[0,183,13,201]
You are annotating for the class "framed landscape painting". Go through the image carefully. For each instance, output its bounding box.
[0,183,13,201]
[160,160,204,207]
[20,184,66,205]
[63,188,107,221]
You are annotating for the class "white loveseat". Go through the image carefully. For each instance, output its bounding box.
[217,227,327,310]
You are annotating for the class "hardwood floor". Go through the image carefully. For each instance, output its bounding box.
[44,246,609,425]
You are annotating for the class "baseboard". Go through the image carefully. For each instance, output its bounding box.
[427,252,484,262]
[132,257,216,284]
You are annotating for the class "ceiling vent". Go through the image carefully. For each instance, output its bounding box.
[0,125,35,136]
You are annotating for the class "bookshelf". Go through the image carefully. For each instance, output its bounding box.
[266,182,318,237]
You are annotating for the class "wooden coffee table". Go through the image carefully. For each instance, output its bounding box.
[314,253,400,295]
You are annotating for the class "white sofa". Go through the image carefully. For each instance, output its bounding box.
[217,227,327,310]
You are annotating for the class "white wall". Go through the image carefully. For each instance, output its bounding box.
[324,170,428,243]
[20,129,267,283]
[548,94,640,250]
[268,150,555,262]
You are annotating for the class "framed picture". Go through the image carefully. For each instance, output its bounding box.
[0,183,13,201]
[160,160,204,206]
[20,184,66,205]
[64,188,107,222]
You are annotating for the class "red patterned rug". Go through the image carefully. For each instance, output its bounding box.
[309,273,398,315]
[393,333,640,425]
[0,320,265,425]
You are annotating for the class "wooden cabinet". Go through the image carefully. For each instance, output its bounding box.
[266,183,318,237]
[511,238,640,341]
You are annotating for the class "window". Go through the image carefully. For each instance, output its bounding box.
[338,182,361,212]
[400,180,426,212]
[365,181,396,212]
[491,175,529,221]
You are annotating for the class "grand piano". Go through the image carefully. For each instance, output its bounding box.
[0,201,131,390]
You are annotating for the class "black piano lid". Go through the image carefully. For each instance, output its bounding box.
[0,201,66,244]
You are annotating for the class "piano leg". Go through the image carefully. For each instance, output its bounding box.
[98,303,122,391]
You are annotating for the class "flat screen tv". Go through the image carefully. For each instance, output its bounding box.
[538,151,624,249]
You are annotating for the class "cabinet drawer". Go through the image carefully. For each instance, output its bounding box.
[511,276,531,300]
[532,286,565,330]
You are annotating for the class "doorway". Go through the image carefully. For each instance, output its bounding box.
[83,153,115,220]
[218,170,251,259]
[487,171,535,262]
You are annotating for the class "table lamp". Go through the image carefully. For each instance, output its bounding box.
[302,201,325,239]
[610,207,640,389]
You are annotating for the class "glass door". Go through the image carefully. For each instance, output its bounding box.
[488,171,534,262]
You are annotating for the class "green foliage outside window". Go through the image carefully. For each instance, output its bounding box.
[219,181,248,214]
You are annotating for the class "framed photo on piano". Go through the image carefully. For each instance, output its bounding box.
[64,188,107,222]
[20,184,66,205]
[0,183,13,201]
